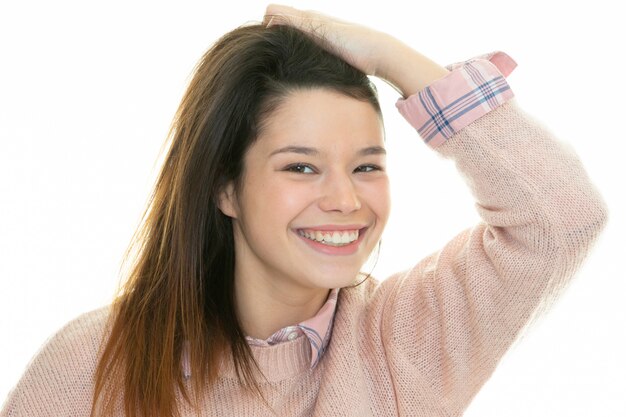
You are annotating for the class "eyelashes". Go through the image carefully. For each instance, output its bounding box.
[283,163,383,174]
[284,163,315,174]
[354,164,383,173]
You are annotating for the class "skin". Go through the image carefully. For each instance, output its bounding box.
[218,88,390,340]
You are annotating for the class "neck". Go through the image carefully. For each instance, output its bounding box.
[234,272,330,340]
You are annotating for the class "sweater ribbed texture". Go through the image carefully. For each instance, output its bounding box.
[0,99,608,416]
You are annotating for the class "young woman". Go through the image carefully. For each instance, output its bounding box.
[1,4,608,417]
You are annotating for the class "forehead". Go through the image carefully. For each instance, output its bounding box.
[255,88,384,154]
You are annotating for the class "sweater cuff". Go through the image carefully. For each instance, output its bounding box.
[395,51,517,148]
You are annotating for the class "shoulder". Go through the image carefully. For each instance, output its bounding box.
[339,266,424,306]
[50,305,112,349]
[335,254,441,332]
[336,269,410,320]
[1,305,112,417]
[29,305,112,374]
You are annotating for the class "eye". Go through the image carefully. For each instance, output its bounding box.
[354,164,382,173]
[284,163,316,174]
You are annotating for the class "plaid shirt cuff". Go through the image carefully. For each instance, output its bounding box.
[395,51,517,148]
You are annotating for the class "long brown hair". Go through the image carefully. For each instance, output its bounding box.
[90,22,382,417]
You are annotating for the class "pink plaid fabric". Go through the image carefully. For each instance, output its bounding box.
[396,51,517,147]
[246,288,339,368]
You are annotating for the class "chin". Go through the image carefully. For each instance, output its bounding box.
[312,271,364,289]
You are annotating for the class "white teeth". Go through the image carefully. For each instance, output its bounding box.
[298,229,360,246]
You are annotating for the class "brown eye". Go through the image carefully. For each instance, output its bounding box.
[284,163,316,174]
[354,164,382,173]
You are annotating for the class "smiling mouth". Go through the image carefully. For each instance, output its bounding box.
[297,228,365,247]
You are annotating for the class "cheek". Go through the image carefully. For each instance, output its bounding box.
[254,180,316,227]
[362,179,391,224]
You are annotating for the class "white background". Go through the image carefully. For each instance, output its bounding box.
[1,1,624,416]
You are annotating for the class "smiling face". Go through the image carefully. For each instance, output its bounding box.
[219,87,390,294]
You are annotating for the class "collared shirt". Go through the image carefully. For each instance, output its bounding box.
[245,288,340,368]
[244,51,517,370]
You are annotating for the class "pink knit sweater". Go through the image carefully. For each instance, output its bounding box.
[1,57,608,416]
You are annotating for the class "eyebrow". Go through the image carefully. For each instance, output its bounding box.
[269,145,386,157]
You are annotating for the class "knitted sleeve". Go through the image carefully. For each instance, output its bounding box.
[382,54,608,415]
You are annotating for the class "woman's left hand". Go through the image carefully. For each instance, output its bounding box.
[262,4,395,78]
[262,4,450,97]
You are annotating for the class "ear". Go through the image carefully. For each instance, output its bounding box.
[217,181,239,219]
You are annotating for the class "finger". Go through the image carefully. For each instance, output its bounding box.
[265,4,298,16]
[263,4,324,31]
[263,3,296,25]
[262,12,293,28]
[262,15,275,27]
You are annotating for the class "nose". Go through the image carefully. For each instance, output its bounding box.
[318,171,361,213]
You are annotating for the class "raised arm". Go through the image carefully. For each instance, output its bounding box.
[264,5,609,414]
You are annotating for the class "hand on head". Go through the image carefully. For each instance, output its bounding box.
[262,4,398,78]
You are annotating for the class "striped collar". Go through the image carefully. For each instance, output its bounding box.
[246,288,340,368]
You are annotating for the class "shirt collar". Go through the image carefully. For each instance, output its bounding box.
[246,287,340,368]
